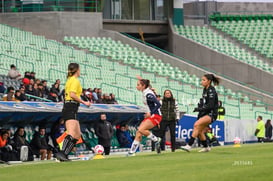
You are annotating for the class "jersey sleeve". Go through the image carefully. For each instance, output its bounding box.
[146,93,161,115]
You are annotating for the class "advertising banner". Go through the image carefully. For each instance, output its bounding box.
[176,114,225,142]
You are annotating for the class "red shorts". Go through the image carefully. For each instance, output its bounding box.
[143,114,162,126]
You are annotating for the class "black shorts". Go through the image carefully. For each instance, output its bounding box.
[62,102,80,121]
[198,112,218,123]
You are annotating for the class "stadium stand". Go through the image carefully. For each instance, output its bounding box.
[173,25,273,73]
[0,23,272,121]
[210,14,273,60]
[64,36,272,120]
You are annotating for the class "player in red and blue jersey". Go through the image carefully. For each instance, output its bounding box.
[127,78,162,156]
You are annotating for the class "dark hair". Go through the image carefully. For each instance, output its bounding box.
[7,86,15,93]
[203,74,220,86]
[266,119,271,126]
[10,64,16,69]
[139,79,150,89]
[67,63,80,78]
[163,89,174,101]
[258,115,263,120]
[0,129,9,137]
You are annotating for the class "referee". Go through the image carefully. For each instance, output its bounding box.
[55,63,90,161]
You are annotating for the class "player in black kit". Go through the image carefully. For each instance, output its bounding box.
[181,74,219,152]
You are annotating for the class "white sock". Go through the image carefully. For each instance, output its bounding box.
[147,133,158,142]
[129,140,140,153]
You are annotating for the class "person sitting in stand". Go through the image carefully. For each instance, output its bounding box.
[116,124,133,148]
[0,129,18,162]
[30,126,53,160]
[7,64,22,80]
[11,127,33,161]
[2,86,16,101]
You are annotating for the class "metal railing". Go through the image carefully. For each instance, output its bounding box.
[25,93,53,102]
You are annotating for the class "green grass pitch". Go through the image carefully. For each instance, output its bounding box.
[0,143,272,181]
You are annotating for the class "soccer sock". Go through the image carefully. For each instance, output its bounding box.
[147,133,158,142]
[129,140,140,153]
[201,140,208,148]
[62,135,78,155]
[188,136,196,146]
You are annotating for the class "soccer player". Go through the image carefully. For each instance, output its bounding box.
[181,74,219,152]
[55,63,91,161]
[127,78,162,156]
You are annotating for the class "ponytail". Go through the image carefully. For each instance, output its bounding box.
[204,74,220,86]
[67,63,79,78]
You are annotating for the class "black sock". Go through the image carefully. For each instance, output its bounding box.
[201,140,208,148]
[188,136,196,146]
[62,135,78,155]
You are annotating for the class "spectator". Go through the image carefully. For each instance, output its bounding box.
[14,90,22,101]
[94,113,113,155]
[37,83,44,98]
[35,79,41,85]
[22,71,31,86]
[85,91,94,103]
[30,72,36,80]
[11,127,33,161]
[7,64,21,80]
[25,82,34,96]
[16,86,27,101]
[97,88,103,103]
[92,88,99,103]
[217,101,225,120]
[0,82,6,93]
[265,119,272,141]
[0,129,18,162]
[48,83,61,102]
[116,124,133,148]
[102,93,112,104]
[254,116,265,143]
[55,79,61,85]
[2,86,16,101]
[30,127,52,160]
[109,93,118,104]
[80,89,89,102]
[41,80,49,98]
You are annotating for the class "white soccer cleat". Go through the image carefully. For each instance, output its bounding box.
[198,147,211,153]
[180,144,192,152]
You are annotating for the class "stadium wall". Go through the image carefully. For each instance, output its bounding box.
[0,12,102,41]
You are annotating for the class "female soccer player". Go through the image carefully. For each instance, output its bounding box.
[55,63,90,161]
[127,78,162,156]
[181,74,219,152]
